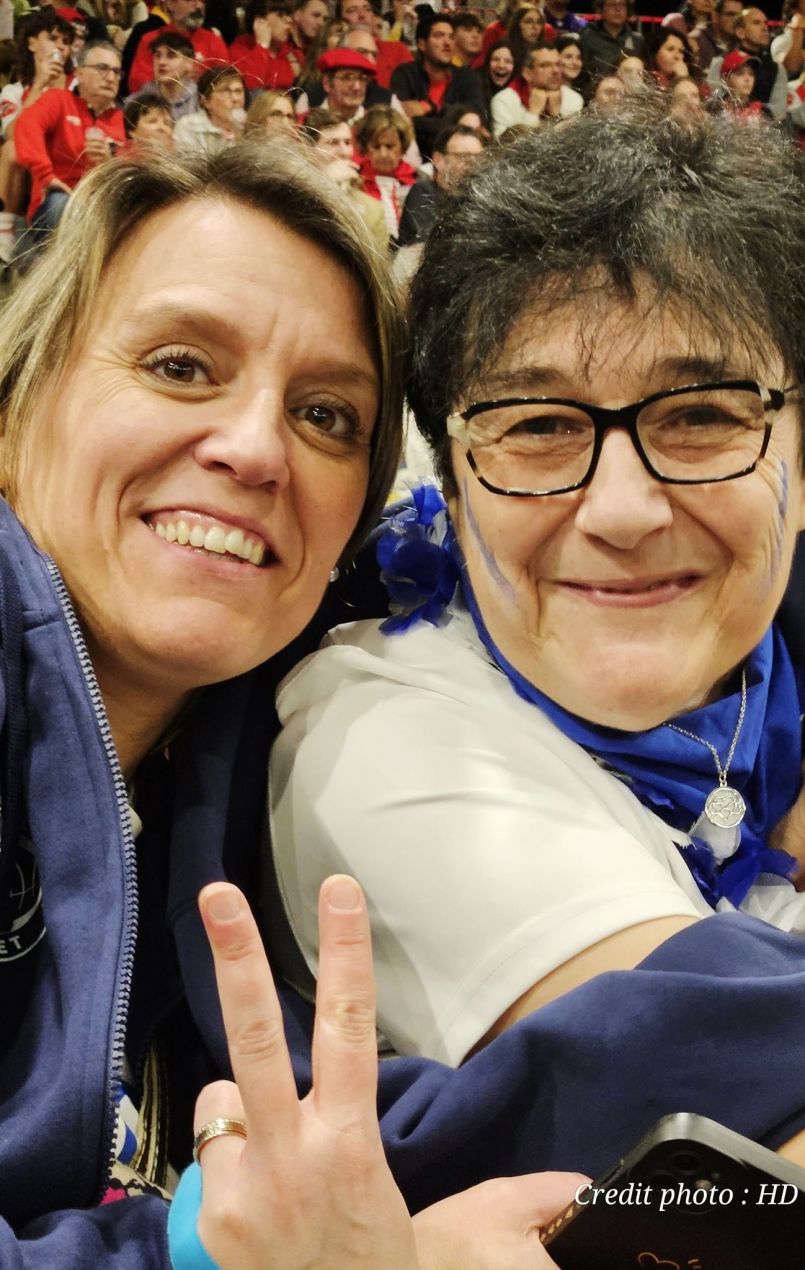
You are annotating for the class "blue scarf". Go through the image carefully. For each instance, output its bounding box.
[377,486,803,909]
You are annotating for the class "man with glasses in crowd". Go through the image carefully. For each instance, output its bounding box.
[397,122,485,251]
[14,39,125,237]
[298,28,415,144]
[309,45,378,124]
[685,0,742,73]
[491,45,583,137]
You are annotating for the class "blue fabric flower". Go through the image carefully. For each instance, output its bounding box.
[683,835,796,910]
[376,485,459,634]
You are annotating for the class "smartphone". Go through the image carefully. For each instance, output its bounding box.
[541,1112,805,1269]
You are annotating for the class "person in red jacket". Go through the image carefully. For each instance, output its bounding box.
[14,39,125,235]
[128,0,228,95]
[337,0,413,88]
[229,0,297,93]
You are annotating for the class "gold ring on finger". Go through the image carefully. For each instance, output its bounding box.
[192,1117,248,1164]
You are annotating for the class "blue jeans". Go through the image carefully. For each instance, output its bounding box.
[30,188,70,241]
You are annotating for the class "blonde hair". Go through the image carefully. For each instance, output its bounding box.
[245,90,296,134]
[0,143,405,561]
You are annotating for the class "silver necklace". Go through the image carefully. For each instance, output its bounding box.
[666,669,747,829]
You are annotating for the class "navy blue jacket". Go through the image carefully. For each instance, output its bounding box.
[2,498,805,1265]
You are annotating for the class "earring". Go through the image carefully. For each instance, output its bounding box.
[329,566,340,583]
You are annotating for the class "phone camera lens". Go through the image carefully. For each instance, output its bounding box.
[671,1151,702,1174]
[646,1170,678,1190]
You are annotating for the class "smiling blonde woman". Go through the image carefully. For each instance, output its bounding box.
[0,139,600,1270]
[0,140,410,1264]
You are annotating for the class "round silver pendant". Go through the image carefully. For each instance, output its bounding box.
[704,786,746,829]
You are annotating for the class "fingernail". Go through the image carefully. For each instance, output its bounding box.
[326,875,362,912]
[205,886,242,922]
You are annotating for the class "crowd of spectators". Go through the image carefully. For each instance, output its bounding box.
[0,0,803,270]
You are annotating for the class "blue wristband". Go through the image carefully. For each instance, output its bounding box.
[167,1163,221,1270]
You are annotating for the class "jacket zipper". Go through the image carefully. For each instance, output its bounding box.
[46,560,139,1203]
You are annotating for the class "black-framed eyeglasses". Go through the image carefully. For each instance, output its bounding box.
[446,380,795,497]
[83,61,122,76]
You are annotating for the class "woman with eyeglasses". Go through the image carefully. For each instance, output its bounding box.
[506,3,547,76]
[173,64,247,153]
[270,104,805,1177]
[244,87,298,138]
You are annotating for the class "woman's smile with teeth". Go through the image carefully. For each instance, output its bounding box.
[146,514,269,566]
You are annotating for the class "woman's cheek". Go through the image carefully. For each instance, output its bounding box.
[461,477,519,602]
[745,454,792,597]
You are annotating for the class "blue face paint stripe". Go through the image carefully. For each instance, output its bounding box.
[761,457,789,596]
[461,476,517,600]
[774,457,789,571]
[778,458,789,526]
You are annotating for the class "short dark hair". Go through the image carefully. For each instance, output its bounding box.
[150,30,196,58]
[197,63,245,99]
[594,0,635,17]
[555,31,582,53]
[416,10,450,43]
[437,101,484,129]
[123,92,173,136]
[407,104,805,485]
[243,0,292,35]
[524,43,558,71]
[451,11,483,31]
[432,122,487,154]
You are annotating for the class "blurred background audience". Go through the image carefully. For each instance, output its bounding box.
[0,0,802,278]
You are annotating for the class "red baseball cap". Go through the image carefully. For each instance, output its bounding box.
[57,6,87,23]
[721,50,760,76]
[317,48,377,76]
